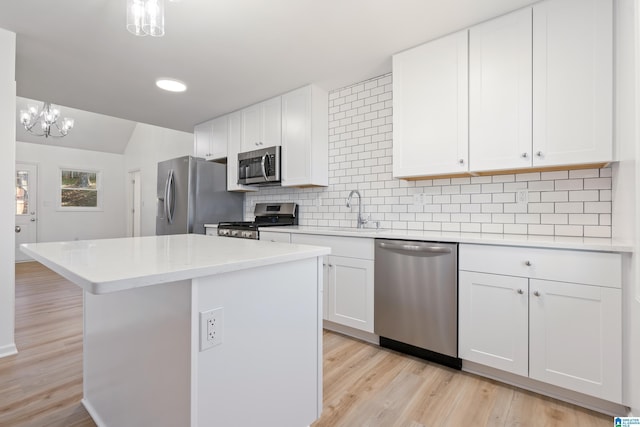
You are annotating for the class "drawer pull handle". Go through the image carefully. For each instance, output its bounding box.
[525,260,532,266]
[517,289,524,294]
[533,291,541,297]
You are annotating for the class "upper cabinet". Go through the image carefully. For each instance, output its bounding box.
[469,8,532,172]
[241,97,282,152]
[392,0,613,178]
[281,85,328,187]
[532,0,612,166]
[193,116,228,161]
[227,111,258,192]
[392,30,469,178]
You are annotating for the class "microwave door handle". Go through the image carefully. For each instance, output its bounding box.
[261,153,270,181]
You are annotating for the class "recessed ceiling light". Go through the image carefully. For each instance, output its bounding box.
[156,78,187,93]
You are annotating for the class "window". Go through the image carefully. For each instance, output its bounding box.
[59,168,102,210]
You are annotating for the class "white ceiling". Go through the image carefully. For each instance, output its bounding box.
[1,0,538,133]
[16,97,137,154]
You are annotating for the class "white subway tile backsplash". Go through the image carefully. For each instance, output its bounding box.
[246,73,613,238]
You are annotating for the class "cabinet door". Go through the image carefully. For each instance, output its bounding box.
[228,111,257,192]
[194,121,212,158]
[469,8,532,172]
[327,256,374,332]
[529,279,621,402]
[260,96,281,147]
[241,104,261,152]
[532,0,612,166]
[459,271,529,376]
[209,115,228,160]
[259,231,291,243]
[392,30,468,178]
[322,257,329,321]
[282,86,312,186]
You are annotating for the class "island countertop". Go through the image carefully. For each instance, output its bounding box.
[21,234,330,295]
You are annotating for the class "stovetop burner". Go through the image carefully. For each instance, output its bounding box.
[217,203,298,239]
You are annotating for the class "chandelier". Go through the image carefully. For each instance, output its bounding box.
[127,0,165,37]
[19,103,74,138]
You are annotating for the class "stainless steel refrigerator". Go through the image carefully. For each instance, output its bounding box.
[156,156,244,235]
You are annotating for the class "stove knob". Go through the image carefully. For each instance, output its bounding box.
[230,230,239,237]
[242,231,251,238]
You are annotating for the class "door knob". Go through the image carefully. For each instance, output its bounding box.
[15,226,21,233]
[517,289,524,294]
[30,218,36,222]
[533,291,541,297]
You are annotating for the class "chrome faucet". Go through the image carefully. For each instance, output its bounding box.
[346,189,367,229]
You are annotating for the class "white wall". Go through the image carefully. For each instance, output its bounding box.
[247,74,613,238]
[0,27,16,357]
[613,0,640,415]
[16,142,127,242]
[123,123,193,236]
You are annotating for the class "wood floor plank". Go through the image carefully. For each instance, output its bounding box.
[1,262,614,426]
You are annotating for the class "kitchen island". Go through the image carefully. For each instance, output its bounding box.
[21,234,330,427]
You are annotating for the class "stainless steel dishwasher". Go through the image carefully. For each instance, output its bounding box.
[374,239,461,369]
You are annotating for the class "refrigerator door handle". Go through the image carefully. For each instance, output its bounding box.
[165,169,176,224]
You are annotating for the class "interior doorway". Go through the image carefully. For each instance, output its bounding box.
[128,170,141,237]
[15,163,38,262]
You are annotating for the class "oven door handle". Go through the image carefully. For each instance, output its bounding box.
[261,153,270,182]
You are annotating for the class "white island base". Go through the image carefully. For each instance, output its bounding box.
[21,235,328,427]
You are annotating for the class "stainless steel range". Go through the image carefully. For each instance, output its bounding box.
[217,202,298,239]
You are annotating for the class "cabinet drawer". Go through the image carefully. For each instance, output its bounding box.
[260,231,291,243]
[459,244,621,288]
[291,234,374,260]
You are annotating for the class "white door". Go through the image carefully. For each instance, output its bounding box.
[458,271,529,376]
[392,30,469,178]
[128,170,141,237]
[241,104,261,152]
[327,256,374,332]
[532,0,612,166]
[469,7,532,172]
[529,279,622,402]
[260,96,282,147]
[15,163,38,262]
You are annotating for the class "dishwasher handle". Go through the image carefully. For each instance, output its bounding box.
[377,241,452,255]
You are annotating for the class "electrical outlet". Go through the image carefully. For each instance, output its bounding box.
[517,189,529,205]
[200,307,224,351]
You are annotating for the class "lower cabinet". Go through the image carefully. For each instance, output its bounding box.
[459,244,622,403]
[323,256,374,332]
[291,234,375,334]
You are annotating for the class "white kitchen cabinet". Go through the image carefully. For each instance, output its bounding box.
[325,256,374,332]
[392,30,468,178]
[459,271,529,377]
[459,243,622,403]
[469,7,532,172]
[227,111,257,192]
[241,97,282,152]
[193,116,227,161]
[281,85,328,187]
[532,0,612,166]
[259,231,291,243]
[291,234,374,333]
[529,279,621,401]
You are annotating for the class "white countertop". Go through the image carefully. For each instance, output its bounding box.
[21,234,330,295]
[259,226,633,253]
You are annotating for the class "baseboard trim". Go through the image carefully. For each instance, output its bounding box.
[82,398,106,427]
[463,360,629,417]
[0,343,17,358]
[323,320,379,345]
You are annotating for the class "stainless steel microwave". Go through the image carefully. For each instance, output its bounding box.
[237,146,281,186]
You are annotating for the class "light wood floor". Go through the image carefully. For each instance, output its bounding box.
[2,262,612,427]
